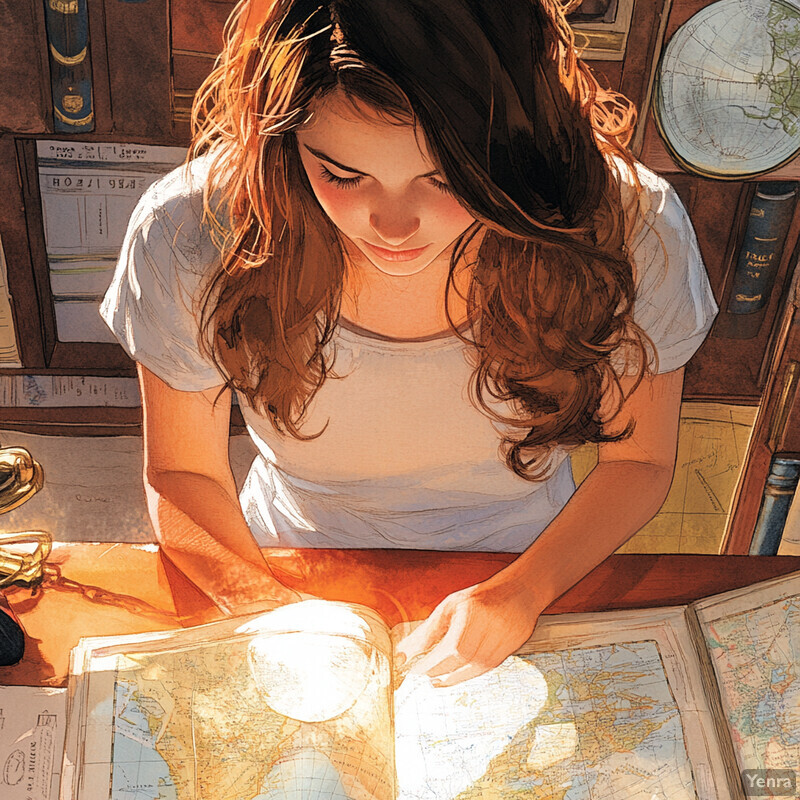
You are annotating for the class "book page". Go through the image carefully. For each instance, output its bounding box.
[692,570,800,778]
[392,607,734,800]
[63,600,394,800]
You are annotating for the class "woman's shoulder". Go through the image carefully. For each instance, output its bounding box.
[129,151,229,276]
[606,153,687,248]
[100,150,230,392]
[133,152,212,224]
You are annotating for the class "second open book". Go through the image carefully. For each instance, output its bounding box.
[61,570,800,800]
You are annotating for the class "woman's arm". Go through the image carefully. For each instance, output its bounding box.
[395,367,684,685]
[138,363,299,617]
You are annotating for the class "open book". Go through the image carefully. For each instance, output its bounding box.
[60,570,800,800]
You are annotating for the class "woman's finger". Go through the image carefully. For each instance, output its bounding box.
[406,611,478,677]
[410,648,465,679]
[430,661,492,687]
[395,608,449,666]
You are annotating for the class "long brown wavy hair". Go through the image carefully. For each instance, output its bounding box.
[189,0,652,480]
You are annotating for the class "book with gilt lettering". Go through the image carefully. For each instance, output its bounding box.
[60,571,800,800]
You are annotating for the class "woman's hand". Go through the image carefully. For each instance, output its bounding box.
[394,571,546,687]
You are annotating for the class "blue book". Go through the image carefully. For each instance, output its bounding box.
[42,0,94,133]
[749,457,800,556]
[727,182,797,317]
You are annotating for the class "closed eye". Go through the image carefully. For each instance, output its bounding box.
[319,164,363,189]
[428,176,456,197]
[319,163,457,197]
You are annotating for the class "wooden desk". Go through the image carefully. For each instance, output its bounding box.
[2,544,800,687]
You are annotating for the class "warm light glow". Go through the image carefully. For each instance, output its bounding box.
[237,599,375,640]
[526,721,579,770]
[394,656,550,799]
[242,601,376,723]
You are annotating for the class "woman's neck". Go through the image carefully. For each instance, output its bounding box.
[339,241,474,338]
[338,229,481,338]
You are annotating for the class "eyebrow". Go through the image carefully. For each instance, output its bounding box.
[303,145,440,179]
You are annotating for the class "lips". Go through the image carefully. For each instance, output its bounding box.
[362,240,430,262]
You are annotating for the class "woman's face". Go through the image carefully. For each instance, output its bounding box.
[296,92,476,278]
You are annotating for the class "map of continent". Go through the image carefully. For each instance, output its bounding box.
[394,641,697,800]
[109,635,393,800]
[703,596,800,772]
[655,0,800,178]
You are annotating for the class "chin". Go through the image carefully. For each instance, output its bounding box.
[357,242,454,278]
[366,256,435,278]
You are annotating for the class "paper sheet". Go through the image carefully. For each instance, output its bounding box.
[572,401,759,553]
[0,235,22,367]
[35,141,187,343]
[0,685,67,800]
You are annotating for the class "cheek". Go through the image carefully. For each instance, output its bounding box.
[429,195,476,235]
[308,180,363,233]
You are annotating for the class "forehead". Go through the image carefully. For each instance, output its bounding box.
[296,92,437,175]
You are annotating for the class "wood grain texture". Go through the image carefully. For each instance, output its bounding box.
[3,544,799,686]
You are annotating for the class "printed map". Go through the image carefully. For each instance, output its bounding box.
[703,596,800,772]
[109,636,393,800]
[394,641,697,800]
[105,634,699,799]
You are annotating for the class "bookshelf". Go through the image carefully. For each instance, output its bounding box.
[0,0,798,553]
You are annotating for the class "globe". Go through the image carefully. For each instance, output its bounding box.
[654,0,800,179]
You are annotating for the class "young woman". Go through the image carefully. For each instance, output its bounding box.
[100,0,717,686]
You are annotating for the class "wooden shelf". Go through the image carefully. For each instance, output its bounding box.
[640,113,800,181]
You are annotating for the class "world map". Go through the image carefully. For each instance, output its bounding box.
[654,0,800,178]
[106,634,698,800]
[109,636,394,800]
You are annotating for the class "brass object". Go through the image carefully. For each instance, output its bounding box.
[0,443,50,587]
[0,444,172,620]
[0,531,52,589]
[0,446,44,514]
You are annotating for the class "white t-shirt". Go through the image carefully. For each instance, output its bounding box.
[99,154,718,552]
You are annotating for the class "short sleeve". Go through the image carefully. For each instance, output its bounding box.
[99,165,227,392]
[616,159,719,374]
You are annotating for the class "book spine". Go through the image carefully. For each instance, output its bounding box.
[726,182,798,317]
[749,456,800,556]
[684,605,747,799]
[42,0,94,133]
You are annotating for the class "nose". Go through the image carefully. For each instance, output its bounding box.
[369,208,420,247]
